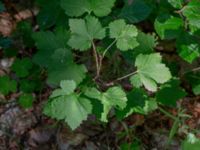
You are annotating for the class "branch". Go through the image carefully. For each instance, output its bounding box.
[102,39,117,58]
[105,71,137,86]
[92,41,100,78]
[182,66,200,75]
[115,71,137,81]
[97,39,117,77]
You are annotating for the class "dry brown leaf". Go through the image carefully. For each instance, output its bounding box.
[0,8,38,36]
[0,13,15,36]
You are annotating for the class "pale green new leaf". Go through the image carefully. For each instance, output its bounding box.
[68,16,105,51]
[109,19,138,51]
[61,0,115,17]
[44,80,92,130]
[135,53,172,92]
[44,94,92,130]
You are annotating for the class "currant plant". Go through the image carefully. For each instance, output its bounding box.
[34,0,172,130]
[1,2,200,145]
[32,0,199,131]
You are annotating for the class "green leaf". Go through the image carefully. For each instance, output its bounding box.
[61,0,89,17]
[185,72,200,95]
[187,133,199,144]
[85,86,127,122]
[48,50,86,84]
[123,31,157,62]
[182,135,200,150]
[154,14,183,39]
[101,87,127,122]
[47,63,87,86]
[44,94,92,130]
[120,0,152,23]
[130,74,142,88]
[50,80,76,98]
[167,0,183,9]
[89,0,116,17]
[0,76,17,95]
[20,79,36,93]
[33,28,87,86]
[135,53,172,92]
[11,58,33,78]
[18,93,34,109]
[84,87,102,100]
[44,80,92,130]
[14,21,34,47]
[156,79,186,107]
[36,0,66,29]
[68,16,106,51]
[109,19,138,51]
[61,0,115,17]
[176,32,200,63]
[33,28,70,67]
[182,0,200,31]
[116,88,146,119]
[143,99,158,114]
[120,141,141,150]
[193,84,200,95]
[134,32,157,52]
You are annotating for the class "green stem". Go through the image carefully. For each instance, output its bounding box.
[183,66,200,75]
[102,39,117,58]
[166,118,179,149]
[97,39,117,78]
[115,71,137,81]
[92,41,100,77]
[158,107,177,120]
[105,71,137,86]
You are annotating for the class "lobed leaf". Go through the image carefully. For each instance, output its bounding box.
[109,19,138,51]
[61,0,115,17]
[135,53,172,91]
[68,16,106,51]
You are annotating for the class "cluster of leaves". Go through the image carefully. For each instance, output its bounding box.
[35,0,171,130]
[1,0,200,148]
